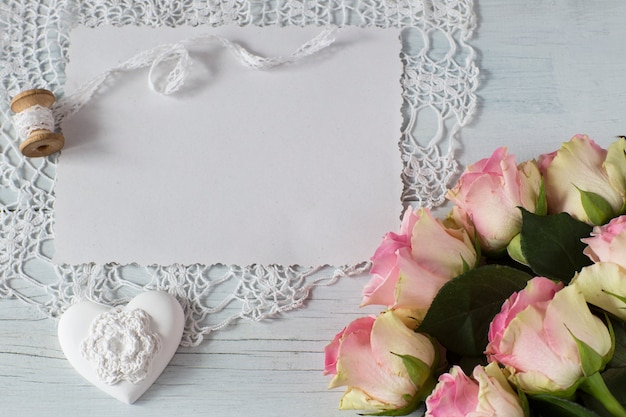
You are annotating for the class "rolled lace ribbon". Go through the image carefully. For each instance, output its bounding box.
[10,89,65,157]
[13,104,55,139]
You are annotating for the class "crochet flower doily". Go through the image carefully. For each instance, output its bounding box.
[81,308,161,385]
[0,0,478,346]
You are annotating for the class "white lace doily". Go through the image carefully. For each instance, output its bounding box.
[0,0,478,346]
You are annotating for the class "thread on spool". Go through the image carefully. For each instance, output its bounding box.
[12,105,56,140]
[10,89,65,157]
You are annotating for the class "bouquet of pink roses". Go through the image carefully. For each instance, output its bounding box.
[324,135,626,417]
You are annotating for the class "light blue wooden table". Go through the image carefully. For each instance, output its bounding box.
[2,1,626,415]
[0,276,373,416]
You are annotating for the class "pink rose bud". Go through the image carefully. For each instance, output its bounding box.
[582,215,626,268]
[538,135,626,225]
[486,277,612,393]
[324,310,437,413]
[362,207,476,311]
[446,147,542,253]
[425,363,524,417]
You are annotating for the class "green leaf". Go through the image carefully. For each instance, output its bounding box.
[520,209,593,282]
[578,188,615,226]
[570,331,606,377]
[417,265,531,356]
[606,314,616,368]
[530,394,601,417]
[391,353,431,389]
[536,178,548,216]
[603,289,626,306]
[607,319,626,369]
[517,390,531,417]
[508,233,529,266]
[461,256,471,274]
[518,390,531,417]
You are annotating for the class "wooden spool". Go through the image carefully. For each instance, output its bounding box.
[10,89,65,157]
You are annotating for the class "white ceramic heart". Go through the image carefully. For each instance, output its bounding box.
[58,291,185,404]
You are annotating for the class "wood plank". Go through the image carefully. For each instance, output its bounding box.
[0,275,378,416]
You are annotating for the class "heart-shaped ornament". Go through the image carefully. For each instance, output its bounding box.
[58,291,185,404]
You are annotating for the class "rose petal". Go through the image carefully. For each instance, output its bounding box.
[425,366,479,417]
[329,317,417,407]
[574,262,626,322]
[395,248,451,310]
[604,138,626,194]
[542,135,622,221]
[450,173,522,252]
[474,363,524,417]
[410,208,475,278]
[582,215,626,268]
[324,327,345,375]
[370,310,435,376]
[544,283,611,363]
[338,386,387,411]
[488,277,562,345]
[325,317,376,373]
[537,150,557,175]
[493,306,582,392]
[517,160,542,210]
[399,207,420,237]
[362,263,400,307]
[480,147,510,174]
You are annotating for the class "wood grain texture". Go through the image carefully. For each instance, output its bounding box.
[458,0,626,166]
[0,276,380,416]
[3,1,626,415]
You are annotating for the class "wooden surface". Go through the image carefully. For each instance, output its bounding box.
[0,276,379,416]
[3,1,626,416]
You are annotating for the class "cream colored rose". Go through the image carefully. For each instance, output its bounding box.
[539,135,626,225]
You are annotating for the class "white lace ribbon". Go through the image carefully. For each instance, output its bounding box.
[55,27,338,122]
[12,105,55,139]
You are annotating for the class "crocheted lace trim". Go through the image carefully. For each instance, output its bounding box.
[0,0,478,346]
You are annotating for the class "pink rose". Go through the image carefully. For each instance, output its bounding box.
[425,363,523,417]
[324,310,437,412]
[538,135,626,225]
[362,207,476,311]
[486,277,612,394]
[361,208,419,307]
[582,215,626,268]
[446,147,542,253]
